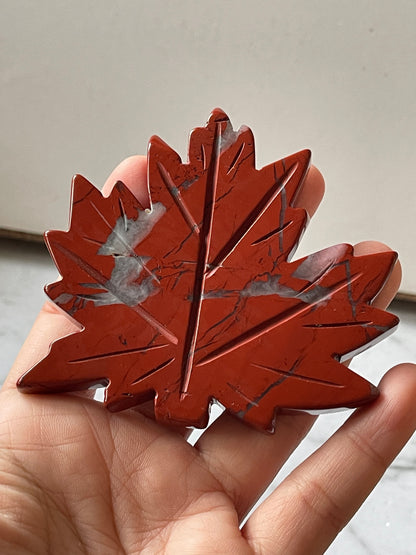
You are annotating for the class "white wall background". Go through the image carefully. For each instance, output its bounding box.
[1,1,415,293]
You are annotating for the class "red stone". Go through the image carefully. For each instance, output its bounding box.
[17,109,398,432]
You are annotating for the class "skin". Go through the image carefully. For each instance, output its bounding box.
[0,156,415,554]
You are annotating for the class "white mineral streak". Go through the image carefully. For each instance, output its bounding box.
[53,292,76,305]
[86,202,166,307]
[203,274,330,304]
[219,121,248,152]
[293,245,348,281]
[241,274,330,304]
[91,256,157,307]
[98,202,166,255]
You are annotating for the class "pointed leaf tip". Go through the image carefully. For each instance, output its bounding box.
[208,108,230,124]
[71,174,97,204]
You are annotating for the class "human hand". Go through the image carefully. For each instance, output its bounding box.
[1,157,415,554]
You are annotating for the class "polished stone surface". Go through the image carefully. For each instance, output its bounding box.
[16,111,399,431]
[1,237,415,552]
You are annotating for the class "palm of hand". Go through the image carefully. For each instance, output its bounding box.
[0,391,253,554]
[2,359,416,555]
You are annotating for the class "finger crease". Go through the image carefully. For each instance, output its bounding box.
[291,475,346,535]
[344,428,388,474]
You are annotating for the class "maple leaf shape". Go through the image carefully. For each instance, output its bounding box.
[17,109,398,432]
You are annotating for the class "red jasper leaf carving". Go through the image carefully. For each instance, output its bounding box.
[17,109,398,432]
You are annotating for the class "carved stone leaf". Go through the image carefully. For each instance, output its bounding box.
[17,109,399,432]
